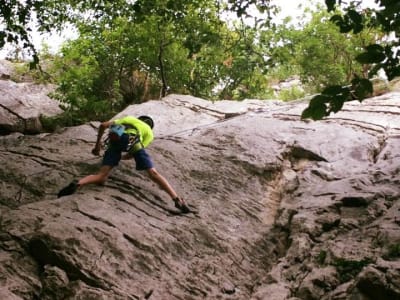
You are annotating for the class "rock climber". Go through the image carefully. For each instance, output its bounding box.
[57,115,190,213]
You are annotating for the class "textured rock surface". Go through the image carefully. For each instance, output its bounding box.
[0,90,400,299]
[0,61,61,134]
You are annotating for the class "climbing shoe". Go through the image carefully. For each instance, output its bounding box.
[57,180,79,198]
[173,197,190,214]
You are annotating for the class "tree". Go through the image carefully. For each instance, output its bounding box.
[211,21,272,100]
[268,6,382,96]
[0,0,122,68]
[1,0,398,121]
[50,0,242,122]
[301,0,400,120]
[49,0,278,120]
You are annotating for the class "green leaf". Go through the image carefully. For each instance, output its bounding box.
[302,102,328,120]
[352,78,373,100]
[366,44,384,53]
[0,31,5,47]
[323,85,345,96]
[347,10,362,25]
[309,94,330,105]
[302,95,329,120]
[325,0,336,12]
[329,97,345,113]
[376,13,391,31]
[353,23,364,34]
[339,23,353,33]
[356,45,386,64]
[330,15,343,25]
[382,2,400,17]
[383,65,400,81]
[356,52,386,64]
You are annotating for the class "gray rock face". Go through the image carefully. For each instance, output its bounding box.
[0,92,400,300]
[0,64,61,134]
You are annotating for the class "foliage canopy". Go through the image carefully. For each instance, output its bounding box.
[302,0,400,119]
[0,0,399,121]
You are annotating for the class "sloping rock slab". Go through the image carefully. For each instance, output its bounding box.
[0,93,400,299]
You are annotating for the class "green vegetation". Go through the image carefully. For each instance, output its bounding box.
[278,87,306,102]
[1,0,399,123]
[40,114,78,132]
[302,0,400,120]
[316,250,327,265]
[274,7,380,93]
[384,244,400,260]
[333,257,373,283]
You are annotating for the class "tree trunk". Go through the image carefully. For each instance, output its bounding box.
[158,43,168,98]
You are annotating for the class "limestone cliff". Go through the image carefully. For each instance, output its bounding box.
[0,80,399,299]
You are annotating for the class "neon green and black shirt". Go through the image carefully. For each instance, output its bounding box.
[113,116,154,148]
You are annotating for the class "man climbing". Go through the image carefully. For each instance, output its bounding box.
[58,115,190,213]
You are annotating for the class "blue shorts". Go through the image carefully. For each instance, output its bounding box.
[133,149,154,170]
[102,134,153,170]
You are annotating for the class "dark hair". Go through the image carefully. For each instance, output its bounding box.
[138,115,154,129]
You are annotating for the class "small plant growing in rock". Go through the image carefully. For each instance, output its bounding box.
[39,114,75,133]
[333,258,373,283]
[317,250,327,265]
[383,244,400,260]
